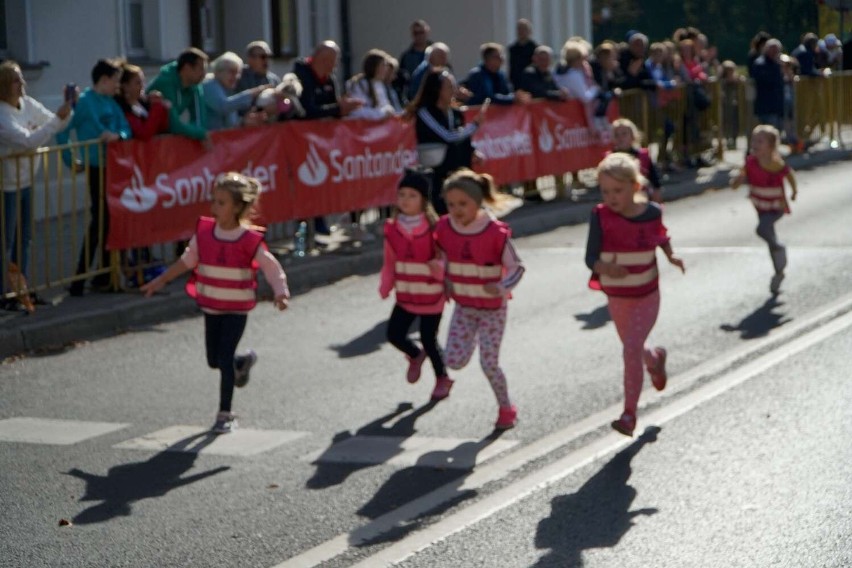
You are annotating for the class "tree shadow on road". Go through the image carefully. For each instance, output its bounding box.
[533,426,661,567]
[351,430,506,547]
[329,319,388,358]
[574,304,610,330]
[720,294,791,339]
[65,431,228,525]
[306,401,437,489]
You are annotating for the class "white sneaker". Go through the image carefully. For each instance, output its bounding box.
[212,411,237,434]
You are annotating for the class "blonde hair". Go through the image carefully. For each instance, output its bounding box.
[561,40,589,68]
[597,152,647,187]
[0,61,22,103]
[751,124,780,148]
[442,168,512,212]
[611,118,641,146]
[214,172,261,223]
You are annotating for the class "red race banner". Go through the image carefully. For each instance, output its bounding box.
[528,100,615,176]
[106,123,293,250]
[463,104,537,185]
[281,118,417,218]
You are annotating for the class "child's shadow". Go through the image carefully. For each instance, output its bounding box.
[306,401,437,489]
[720,294,791,339]
[351,431,506,546]
[533,426,661,567]
[65,431,228,525]
[329,320,388,358]
[574,304,610,330]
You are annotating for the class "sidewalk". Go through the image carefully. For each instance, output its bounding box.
[2,143,848,360]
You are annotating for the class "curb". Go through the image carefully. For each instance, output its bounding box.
[2,146,849,361]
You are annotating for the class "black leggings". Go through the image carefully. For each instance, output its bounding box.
[204,313,248,412]
[386,304,446,377]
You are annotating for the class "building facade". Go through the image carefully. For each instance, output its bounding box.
[2,0,590,107]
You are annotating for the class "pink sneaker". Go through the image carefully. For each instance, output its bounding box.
[495,405,518,430]
[647,347,668,391]
[430,375,454,401]
[611,412,636,437]
[406,350,427,384]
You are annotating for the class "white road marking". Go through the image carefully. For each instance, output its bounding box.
[113,425,309,456]
[270,290,852,568]
[0,417,129,445]
[349,307,852,567]
[301,435,518,469]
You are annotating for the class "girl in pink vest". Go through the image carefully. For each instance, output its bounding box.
[142,173,290,434]
[609,118,663,203]
[585,153,685,436]
[435,169,525,430]
[380,168,451,397]
[731,125,798,294]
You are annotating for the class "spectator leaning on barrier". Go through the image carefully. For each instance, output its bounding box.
[408,42,451,102]
[116,63,170,141]
[619,31,654,91]
[396,20,433,104]
[751,38,785,134]
[748,31,772,76]
[236,40,281,92]
[0,61,74,309]
[56,58,132,297]
[346,49,399,120]
[203,52,268,130]
[464,42,531,106]
[408,68,485,215]
[791,33,822,77]
[147,47,210,144]
[819,34,842,71]
[293,40,362,120]
[509,19,538,90]
[518,45,566,101]
[591,41,625,97]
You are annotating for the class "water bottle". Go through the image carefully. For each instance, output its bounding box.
[294,221,307,257]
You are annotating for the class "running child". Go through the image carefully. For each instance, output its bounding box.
[379,168,451,394]
[141,172,290,434]
[731,124,798,294]
[610,118,664,203]
[585,153,685,436]
[435,168,524,430]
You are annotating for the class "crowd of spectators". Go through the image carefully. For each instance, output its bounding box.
[0,19,849,302]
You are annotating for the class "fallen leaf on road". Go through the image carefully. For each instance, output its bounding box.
[58,519,73,527]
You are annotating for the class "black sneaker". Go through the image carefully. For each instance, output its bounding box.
[234,350,257,388]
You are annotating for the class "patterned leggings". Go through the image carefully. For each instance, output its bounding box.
[444,304,511,408]
[607,290,661,416]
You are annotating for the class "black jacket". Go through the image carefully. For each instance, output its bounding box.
[518,65,563,100]
[292,58,342,119]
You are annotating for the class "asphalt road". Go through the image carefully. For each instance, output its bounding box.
[1,159,851,568]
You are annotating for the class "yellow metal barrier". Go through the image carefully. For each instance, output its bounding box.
[1,138,118,303]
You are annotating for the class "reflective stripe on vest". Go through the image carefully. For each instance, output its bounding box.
[436,217,508,309]
[384,218,443,305]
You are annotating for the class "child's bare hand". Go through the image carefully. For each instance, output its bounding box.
[668,256,686,273]
[483,283,502,296]
[139,277,164,297]
[274,294,289,311]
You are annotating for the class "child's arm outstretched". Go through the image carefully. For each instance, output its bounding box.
[140,257,191,296]
[786,168,798,201]
[660,242,686,273]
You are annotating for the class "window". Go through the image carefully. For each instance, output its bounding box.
[271,0,297,57]
[0,0,7,55]
[125,0,146,56]
[190,0,221,54]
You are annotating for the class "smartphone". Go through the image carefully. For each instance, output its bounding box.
[64,83,76,108]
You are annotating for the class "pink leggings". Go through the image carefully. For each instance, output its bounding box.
[607,290,661,415]
[444,304,511,408]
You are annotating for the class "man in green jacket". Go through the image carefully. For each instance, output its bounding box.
[148,47,210,144]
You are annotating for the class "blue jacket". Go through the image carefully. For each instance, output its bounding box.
[56,88,131,167]
[463,65,515,106]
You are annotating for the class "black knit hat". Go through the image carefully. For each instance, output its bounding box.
[398,167,432,199]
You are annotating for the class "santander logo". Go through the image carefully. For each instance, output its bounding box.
[298,143,329,186]
[538,120,554,153]
[120,166,158,213]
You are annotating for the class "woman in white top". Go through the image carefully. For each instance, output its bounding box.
[346,49,399,120]
[0,61,73,308]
